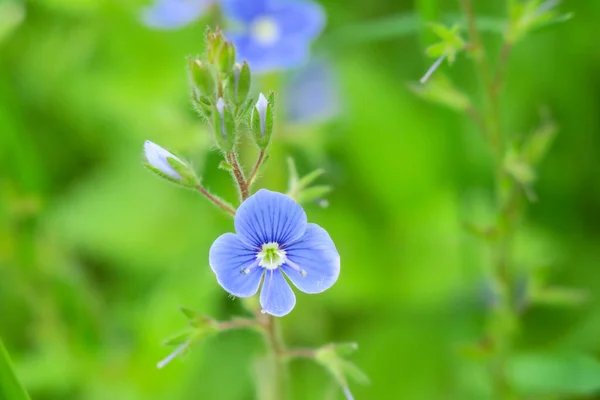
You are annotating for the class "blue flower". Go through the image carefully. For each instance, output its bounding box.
[141,0,213,30]
[209,189,339,316]
[223,0,326,72]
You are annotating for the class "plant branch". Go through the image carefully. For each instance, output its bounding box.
[196,185,236,216]
[459,1,518,399]
[460,0,503,163]
[227,152,249,200]
[247,149,266,190]
[492,42,512,98]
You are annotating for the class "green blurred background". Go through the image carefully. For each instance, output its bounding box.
[2,0,600,398]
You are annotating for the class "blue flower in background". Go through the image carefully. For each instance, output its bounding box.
[142,0,214,30]
[223,0,326,72]
[209,189,339,316]
[284,58,341,124]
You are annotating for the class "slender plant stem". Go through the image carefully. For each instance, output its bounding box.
[492,42,512,98]
[264,315,288,400]
[195,185,236,216]
[459,1,518,399]
[247,149,266,190]
[459,0,503,163]
[227,152,249,200]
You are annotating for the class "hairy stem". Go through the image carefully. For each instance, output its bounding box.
[195,185,236,216]
[227,152,249,200]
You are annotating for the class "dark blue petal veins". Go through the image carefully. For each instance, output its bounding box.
[209,233,264,297]
[282,223,340,294]
[234,189,307,247]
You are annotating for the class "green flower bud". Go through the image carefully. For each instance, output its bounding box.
[218,41,236,74]
[189,57,216,99]
[213,98,237,152]
[206,29,226,64]
[228,61,251,105]
[250,92,274,149]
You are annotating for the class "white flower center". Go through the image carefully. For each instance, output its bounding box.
[257,242,286,270]
[250,17,280,46]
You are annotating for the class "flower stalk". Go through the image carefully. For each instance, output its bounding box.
[459,0,519,397]
[195,185,236,216]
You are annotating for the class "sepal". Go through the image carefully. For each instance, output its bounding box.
[213,98,237,152]
[250,92,274,149]
[228,61,251,106]
[143,141,200,188]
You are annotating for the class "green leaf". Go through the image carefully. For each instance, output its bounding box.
[341,360,370,386]
[295,185,332,205]
[504,147,536,186]
[426,23,465,64]
[332,343,359,357]
[521,113,558,165]
[508,352,600,396]
[298,168,325,189]
[410,74,471,112]
[425,42,446,58]
[180,307,197,320]
[163,330,193,346]
[316,343,369,393]
[0,339,30,400]
[508,0,572,44]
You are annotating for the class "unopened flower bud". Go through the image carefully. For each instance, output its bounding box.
[250,93,274,149]
[228,61,251,105]
[218,41,236,74]
[143,141,199,187]
[213,98,237,152]
[189,58,216,98]
[206,29,225,64]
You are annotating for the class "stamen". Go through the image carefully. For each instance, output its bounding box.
[240,259,260,275]
[285,259,307,278]
[257,242,286,270]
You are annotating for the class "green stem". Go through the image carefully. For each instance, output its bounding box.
[459,1,518,398]
[247,149,266,190]
[268,315,288,400]
[195,185,236,216]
